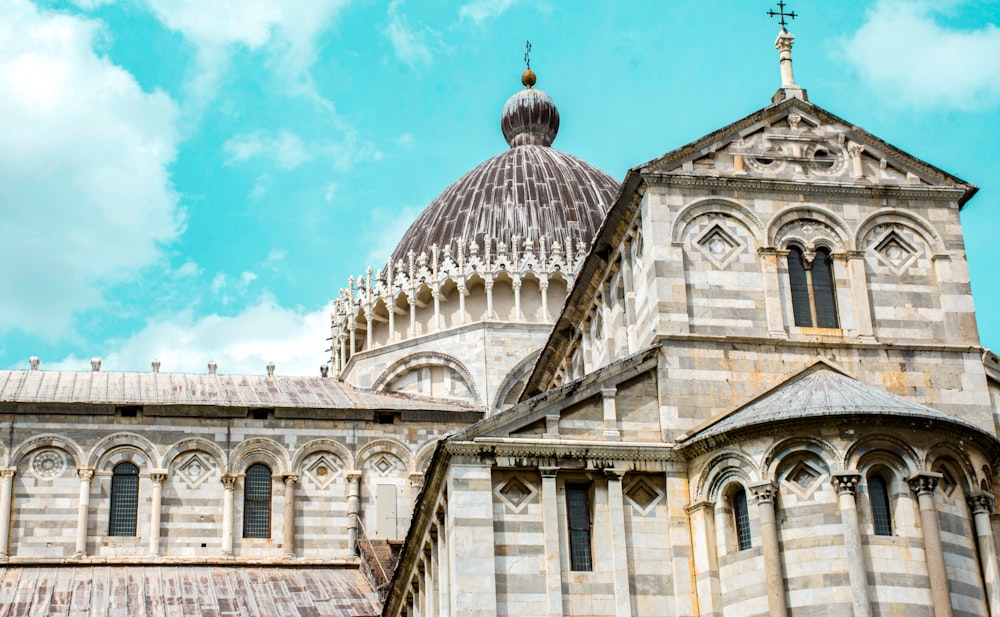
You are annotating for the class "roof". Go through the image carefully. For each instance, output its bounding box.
[389,144,619,267]
[678,360,990,446]
[0,370,473,412]
[0,566,380,616]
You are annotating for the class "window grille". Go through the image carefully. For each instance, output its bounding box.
[869,474,893,536]
[565,483,592,571]
[733,488,752,551]
[243,464,272,539]
[108,462,139,536]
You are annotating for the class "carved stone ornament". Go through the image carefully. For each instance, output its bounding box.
[967,491,996,515]
[31,450,66,479]
[695,222,745,270]
[624,476,664,515]
[178,453,213,489]
[305,454,342,490]
[831,471,861,495]
[749,481,777,504]
[495,474,537,513]
[908,472,942,496]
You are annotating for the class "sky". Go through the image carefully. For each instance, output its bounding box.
[0,0,998,376]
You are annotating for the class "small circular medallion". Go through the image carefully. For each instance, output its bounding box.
[32,450,66,478]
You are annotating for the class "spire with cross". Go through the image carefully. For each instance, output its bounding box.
[768,1,807,102]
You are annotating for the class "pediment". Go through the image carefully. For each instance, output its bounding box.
[643,98,974,198]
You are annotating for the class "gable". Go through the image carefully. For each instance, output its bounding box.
[643,98,976,200]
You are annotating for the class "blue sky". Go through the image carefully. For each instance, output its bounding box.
[0,0,998,375]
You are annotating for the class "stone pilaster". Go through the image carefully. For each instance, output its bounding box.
[750,481,787,617]
[758,248,789,339]
[832,472,871,617]
[540,467,564,617]
[347,471,362,555]
[909,472,953,617]
[606,469,633,617]
[0,468,16,559]
[447,463,496,616]
[283,474,298,559]
[686,500,720,617]
[436,510,450,617]
[602,388,620,441]
[221,473,237,557]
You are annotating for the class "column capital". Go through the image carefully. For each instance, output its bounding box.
[346,470,362,483]
[77,466,95,481]
[0,467,16,480]
[149,470,168,484]
[908,471,943,496]
[282,473,299,485]
[685,499,716,515]
[409,472,425,486]
[220,473,238,489]
[539,466,559,479]
[831,471,862,495]
[603,468,625,481]
[749,480,777,504]
[968,491,996,515]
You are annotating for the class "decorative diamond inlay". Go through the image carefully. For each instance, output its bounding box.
[625,477,663,514]
[31,450,66,479]
[178,454,212,489]
[373,455,396,477]
[695,223,743,269]
[872,230,919,274]
[782,460,826,500]
[306,455,342,489]
[495,475,536,512]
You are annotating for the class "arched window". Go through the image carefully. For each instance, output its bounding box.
[108,462,139,536]
[243,464,272,539]
[787,246,839,328]
[732,487,752,551]
[868,473,893,536]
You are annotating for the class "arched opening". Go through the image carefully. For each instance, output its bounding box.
[732,487,752,551]
[108,462,139,537]
[787,245,839,328]
[868,472,893,536]
[243,464,272,539]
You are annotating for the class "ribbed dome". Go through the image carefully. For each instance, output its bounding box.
[389,145,619,267]
[388,78,619,268]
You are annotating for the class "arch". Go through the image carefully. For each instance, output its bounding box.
[243,463,273,539]
[355,438,413,472]
[162,437,227,471]
[843,433,919,475]
[925,442,976,493]
[89,433,157,470]
[492,349,542,411]
[108,461,140,536]
[230,437,288,476]
[371,351,482,406]
[762,436,840,480]
[696,449,760,502]
[414,442,438,475]
[11,434,84,469]
[855,209,946,255]
[767,204,853,250]
[291,438,353,473]
[671,197,765,245]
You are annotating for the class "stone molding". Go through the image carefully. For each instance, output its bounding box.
[908,471,943,495]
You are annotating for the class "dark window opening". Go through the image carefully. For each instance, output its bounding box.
[243,464,272,539]
[249,408,274,420]
[109,462,139,536]
[787,245,839,328]
[733,488,752,551]
[377,413,396,425]
[869,474,893,536]
[566,483,593,571]
[116,405,140,418]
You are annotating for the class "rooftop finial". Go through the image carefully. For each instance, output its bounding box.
[767,0,796,31]
[521,40,536,88]
[768,1,807,103]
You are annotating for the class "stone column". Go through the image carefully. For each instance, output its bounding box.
[423,547,435,617]
[512,277,522,321]
[968,491,1000,617]
[0,468,16,559]
[540,467,564,617]
[759,248,789,338]
[347,471,362,554]
[366,312,374,349]
[909,472,953,617]
[458,284,468,325]
[750,481,787,617]
[432,290,441,331]
[539,278,549,321]
[74,466,95,557]
[832,472,871,617]
[686,500,721,617]
[387,298,396,343]
[485,279,494,320]
[349,322,356,360]
[148,470,168,557]
[606,470,633,617]
[436,511,450,617]
[409,296,417,337]
[601,388,620,441]
[846,251,875,341]
[283,474,298,559]
[221,473,237,557]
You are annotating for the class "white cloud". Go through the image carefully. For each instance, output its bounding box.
[175,261,202,277]
[841,0,1000,110]
[324,182,338,203]
[263,248,287,266]
[396,133,416,149]
[384,0,440,69]
[459,0,521,24]
[0,0,182,338]
[70,0,115,9]
[224,130,311,170]
[363,205,424,267]
[49,296,331,376]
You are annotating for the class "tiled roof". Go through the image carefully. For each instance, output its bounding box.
[0,566,380,616]
[0,370,472,412]
[680,362,984,444]
[389,144,619,266]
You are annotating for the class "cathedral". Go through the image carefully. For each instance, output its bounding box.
[0,18,998,617]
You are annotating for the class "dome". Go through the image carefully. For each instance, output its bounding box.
[389,78,619,267]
